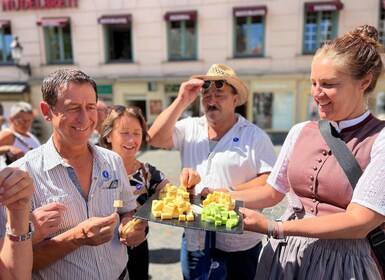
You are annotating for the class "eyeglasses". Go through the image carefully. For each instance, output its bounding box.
[202,80,227,91]
[13,117,33,124]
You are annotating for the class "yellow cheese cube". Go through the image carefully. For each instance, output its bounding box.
[152,210,162,218]
[179,214,186,221]
[113,200,123,208]
[161,213,173,220]
[186,212,194,221]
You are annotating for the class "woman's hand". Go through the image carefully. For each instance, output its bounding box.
[239,207,269,234]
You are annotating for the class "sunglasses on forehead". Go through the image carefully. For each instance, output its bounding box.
[202,80,227,90]
[108,105,142,113]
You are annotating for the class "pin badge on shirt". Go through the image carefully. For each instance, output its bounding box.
[101,162,113,181]
[233,137,239,142]
[102,170,111,180]
[135,183,143,190]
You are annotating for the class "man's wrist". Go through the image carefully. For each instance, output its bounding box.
[6,221,34,242]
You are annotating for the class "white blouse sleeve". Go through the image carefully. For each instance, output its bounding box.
[352,127,385,216]
[267,121,309,194]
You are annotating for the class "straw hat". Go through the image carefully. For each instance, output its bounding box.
[190,64,248,106]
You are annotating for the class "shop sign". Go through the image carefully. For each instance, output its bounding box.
[2,0,78,11]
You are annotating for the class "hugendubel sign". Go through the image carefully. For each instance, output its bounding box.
[2,0,78,11]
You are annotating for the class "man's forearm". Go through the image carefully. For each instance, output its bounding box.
[1,208,32,280]
[32,228,81,271]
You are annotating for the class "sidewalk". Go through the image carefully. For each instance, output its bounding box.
[137,148,286,280]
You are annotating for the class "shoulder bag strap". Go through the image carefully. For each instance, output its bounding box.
[319,120,385,274]
[11,131,34,150]
[318,120,362,188]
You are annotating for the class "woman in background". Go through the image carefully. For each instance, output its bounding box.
[0,101,40,164]
[100,105,200,280]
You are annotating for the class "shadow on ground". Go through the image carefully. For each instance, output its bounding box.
[150,248,181,264]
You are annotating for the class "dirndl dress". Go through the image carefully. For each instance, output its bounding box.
[255,211,382,280]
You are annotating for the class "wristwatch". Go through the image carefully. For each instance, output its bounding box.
[6,221,35,242]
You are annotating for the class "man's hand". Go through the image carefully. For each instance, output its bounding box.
[119,218,148,248]
[180,168,201,193]
[31,203,68,244]
[74,213,119,246]
[0,167,34,211]
[177,79,204,107]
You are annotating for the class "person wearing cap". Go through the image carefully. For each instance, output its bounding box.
[0,101,41,164]
[149,64,277,279]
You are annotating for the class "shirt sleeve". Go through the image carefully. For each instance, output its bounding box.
[352,127,385,216]
[173,117,190,150]
[267,121,308,194]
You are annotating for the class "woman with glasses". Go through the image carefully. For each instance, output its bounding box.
[0,101,41,164]
[99,105,200,280]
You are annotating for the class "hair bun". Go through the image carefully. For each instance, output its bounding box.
[355,24,379,43]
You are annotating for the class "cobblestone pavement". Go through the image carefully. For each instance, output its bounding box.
[137,147,286,280]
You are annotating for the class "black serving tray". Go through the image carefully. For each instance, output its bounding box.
[134,193,244,234]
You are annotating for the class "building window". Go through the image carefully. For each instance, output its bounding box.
[165,11,197,61]
[233,6,267,57]
[98,15,132,63]
[252,92,294,130]
[303,2,343,54]
[38,18,73,64]
[0,21,12,64]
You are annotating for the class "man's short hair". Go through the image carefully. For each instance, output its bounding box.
[41,69,98,108]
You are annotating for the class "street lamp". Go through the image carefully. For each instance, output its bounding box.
[10,36,31,77]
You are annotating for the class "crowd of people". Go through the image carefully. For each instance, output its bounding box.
[0,24,385,280]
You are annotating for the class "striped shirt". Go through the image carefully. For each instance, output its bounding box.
[5,137,137,280]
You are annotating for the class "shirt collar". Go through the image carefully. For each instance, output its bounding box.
[43,137,102,171]
[330,110,370,133]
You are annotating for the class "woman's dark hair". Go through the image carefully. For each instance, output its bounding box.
[99,105,149,150]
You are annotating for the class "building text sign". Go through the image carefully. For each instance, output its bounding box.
[2,0,77,11]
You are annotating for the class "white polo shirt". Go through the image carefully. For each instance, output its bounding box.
[173,114,277,252]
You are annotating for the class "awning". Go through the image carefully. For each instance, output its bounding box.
[164,11,197,21]
[98,14,131,25]
[233,6,267,17]
[0,20,10,28]
[305,1,344,12]
[37,17,69,27]
[0,83,28,93]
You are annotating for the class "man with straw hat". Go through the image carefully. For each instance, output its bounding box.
[149,64,276,279]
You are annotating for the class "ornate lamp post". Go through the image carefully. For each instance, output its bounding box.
[10,36,31,77]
